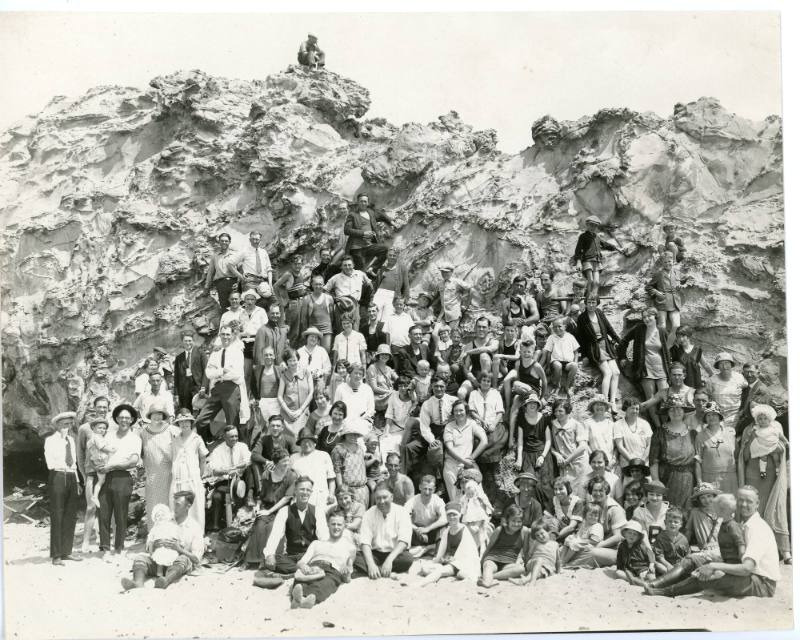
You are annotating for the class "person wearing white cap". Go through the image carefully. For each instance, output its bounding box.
[297,326,332,384]
[436,261,469,330]
[705,352,748,423]
[44,411,81,565]
[297,33,326,69]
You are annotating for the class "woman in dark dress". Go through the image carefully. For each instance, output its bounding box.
[512,393,555,505]
[243,446,297,567]
[316,400,347,456]
[650,395,697,510]
[575,296,621,410]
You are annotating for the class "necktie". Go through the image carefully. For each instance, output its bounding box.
[221,348,226,369]
[255,248,262,276]
[65,437,74,468]
[439,399,444,425]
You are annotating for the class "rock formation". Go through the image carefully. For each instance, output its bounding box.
[0,67,785,452]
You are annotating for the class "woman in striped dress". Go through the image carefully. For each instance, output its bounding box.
[140,399,179,528]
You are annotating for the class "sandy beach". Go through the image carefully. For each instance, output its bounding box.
[2,522,793,638]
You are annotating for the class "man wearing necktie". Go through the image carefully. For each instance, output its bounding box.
[44,412,82,565]
[195,326,244,443]
[239,231,274,310]
[402,376,455,487]
[173,332,207,411]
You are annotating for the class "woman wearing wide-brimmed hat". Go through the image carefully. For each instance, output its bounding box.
[297,326,332,385]
[694,401,737,494]
[705,352,748,423]
[738,403,791,563]
[169,408,208,529]
[650,394,696,510]
[140,398,179,529]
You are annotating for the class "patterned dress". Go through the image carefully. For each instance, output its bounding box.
[331,442,369,507]
[694,426,737,494]
[141,423,179,529]
[169,431,209,530]
[651,427,696,510]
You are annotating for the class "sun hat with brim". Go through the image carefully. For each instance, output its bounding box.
[702,401,725,422]
[112,404,139,425]
[585,215,603,226]
[445,501,462,515]
[174,408,195,424]
[661,394,694,414]
[522,393,544,409]
[691,482,720,500]
[713,352,736,369]
[642,480,667,495]
[751,404,777,422]
[50,411,77,426]
[622,458,650,477]
[621,520,644,536]
[302,327,323,340]
[296,427,317,444]
[514,472,539,488]
[339,418,371,438]
[146,399,172,419]
[587,394,611,413]
[375,343,392,357]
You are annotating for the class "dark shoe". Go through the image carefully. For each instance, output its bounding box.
[52,558,64,566]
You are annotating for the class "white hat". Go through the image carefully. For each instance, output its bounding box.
[375,343,392,357]
[339,417,371,437]
[242,289,259,300]
[50,411,77,426]
[751,404,777,422]
[256,282,273,297]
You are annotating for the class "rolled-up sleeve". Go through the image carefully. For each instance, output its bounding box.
[395,507,412,548]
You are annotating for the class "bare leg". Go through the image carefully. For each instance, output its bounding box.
[564,362,578,394]
[502,370,517,422]
[667,311,681,347]
[493,563,525,581]
[479,560,498,588]
[598,361,612,399]
[608,360,620,409]
[641,378,659,427]
[550,362,563,395]
[92,474,106,509]
[321,334,332,353]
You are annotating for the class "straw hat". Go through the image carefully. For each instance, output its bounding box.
[256,281,273,298]
[302,327,323,340]
[514,471,539,488]
[174,408,195,425]
[375,343,392,357]
[661,394,693,413]
[50,411,77,426]
[146,398,172,419]
[702,401,725,422]
[691,482,720,500]
[713,352,735,369]
[587,394,610,413]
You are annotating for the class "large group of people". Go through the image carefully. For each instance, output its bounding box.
[43,193,790,607]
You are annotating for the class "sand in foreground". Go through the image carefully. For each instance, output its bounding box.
[2,523,793,638]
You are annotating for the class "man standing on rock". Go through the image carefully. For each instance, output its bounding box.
[173,332,206,411]
[343,194,395,277]
[195,326,244,443]
[203,232,245,309]
[45,412,82,565]
[239,230,273,310]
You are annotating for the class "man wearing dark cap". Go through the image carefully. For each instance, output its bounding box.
[44,412,81,565]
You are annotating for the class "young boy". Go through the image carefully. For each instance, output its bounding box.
[652,506,690,575]
[87,418,116,508]
[413,360,433,404]
[543,317,580,397]
[615,520,655,586]
[364,435,382,495]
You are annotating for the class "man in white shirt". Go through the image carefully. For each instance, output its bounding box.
[404,376,455,483]
[649,485,781,598]
[257,477,329,585]
[133,370,175,421]
[405,475,447,549]
[122,491,205,590]
[239,289,269,391]
[45,412,81,565]
[206,425,251,531]
[195,326,244,443]
[384,296,415,350]
[239,231,273,309]
[325,255,371,330]
[290,429,336,509]
[354,483,415,578]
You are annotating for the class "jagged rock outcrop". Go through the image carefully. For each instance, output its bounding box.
[0,67,785,452]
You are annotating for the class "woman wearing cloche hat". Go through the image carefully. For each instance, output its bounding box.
[694,400,737,494]
[650,394,696,510]
[705,351,748,423]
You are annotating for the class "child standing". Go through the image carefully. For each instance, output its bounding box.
[328,359,349,403]
[413,360,433,404]
[749,404,788,479]
[364,434,382,496]
[512,523,561,586]
[561,502,604,568]
[87,418,117,508]
[460,477,493,554]
[478,504,528,588]
[615,520,655,586]
[652,506,690,575]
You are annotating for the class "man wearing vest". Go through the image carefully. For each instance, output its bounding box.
[255,476,329,588]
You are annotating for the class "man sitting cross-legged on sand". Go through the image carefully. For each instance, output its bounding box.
[354,482,415,579]
[255,476,329,589]
[405,474,448,557]
[121,491,204,590]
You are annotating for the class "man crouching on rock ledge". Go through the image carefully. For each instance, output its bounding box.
[121,491,204,590]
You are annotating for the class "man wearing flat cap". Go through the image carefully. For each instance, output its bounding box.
[44,412,82,565]
[298,33,326,69]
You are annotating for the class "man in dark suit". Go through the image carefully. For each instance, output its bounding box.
[394,324,430,378]
[343,194,395,275]
[173,332,207,411]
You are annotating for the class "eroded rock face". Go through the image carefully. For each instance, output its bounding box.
[0,68,785,451]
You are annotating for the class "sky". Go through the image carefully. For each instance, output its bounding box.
[0,10,783,154]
